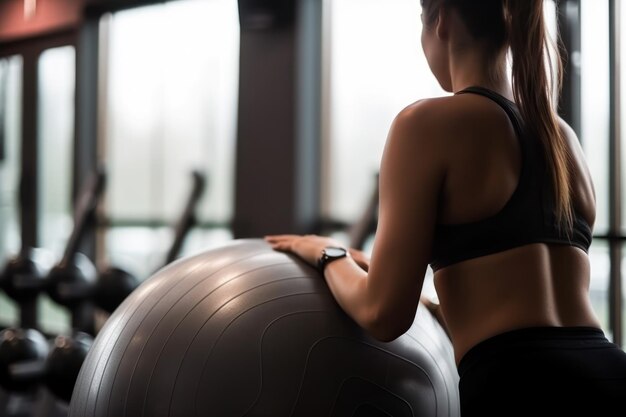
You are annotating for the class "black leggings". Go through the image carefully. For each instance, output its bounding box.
[457,327,626,417]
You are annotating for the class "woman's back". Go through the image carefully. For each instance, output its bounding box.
[426,89,601,363]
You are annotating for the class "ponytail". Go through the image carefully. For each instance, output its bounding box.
[505,0,574,234]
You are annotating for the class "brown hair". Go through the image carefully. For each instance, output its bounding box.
[421,0,573,233]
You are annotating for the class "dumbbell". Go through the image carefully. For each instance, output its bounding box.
[0,328,92,406]
[0,175,53,398]
[0,166,105,408]
[0,328,48,394]
[43,331,93,403]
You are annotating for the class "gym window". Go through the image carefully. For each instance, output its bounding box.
[0,56,22,272]
[37,46,76,335]
[579,0,612,337]
[322,0,446,229]
[0,55,23,328]
[38,46,76,258]
[98,0,239,280]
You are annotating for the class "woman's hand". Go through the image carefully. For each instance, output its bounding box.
[264,234,345,268]
[420,295,450,339]
[265,235,372,273]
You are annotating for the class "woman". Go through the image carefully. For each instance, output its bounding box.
[266,0,626,415]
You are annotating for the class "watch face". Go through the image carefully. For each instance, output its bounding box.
[325,247,346,257]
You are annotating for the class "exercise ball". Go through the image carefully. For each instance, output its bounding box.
[69,239,460,417]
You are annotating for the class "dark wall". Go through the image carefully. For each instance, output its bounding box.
[234,0,322,238]
[234,28,298,237]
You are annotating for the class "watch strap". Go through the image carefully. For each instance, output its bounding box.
[317,246,348,271]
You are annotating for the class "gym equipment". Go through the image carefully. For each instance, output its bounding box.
[0,174,52,402]
[30,167,106,408]
[0,328,48,393]
[93,170,207,314]
[0,326,69,417]
[44,332,93,403]
[0,249,51,330]
[348,173,379,250]
[0,172,55,330]
[0,170,71,416]
[45,167,106,334]
[162,170,206,267]
[0,221,51,398]
[92,266,138,316]
[69,239,460,417]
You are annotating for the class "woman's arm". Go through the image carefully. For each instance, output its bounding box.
[266,100,447,342]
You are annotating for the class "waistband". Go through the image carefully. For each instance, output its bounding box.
[457,326,609,378]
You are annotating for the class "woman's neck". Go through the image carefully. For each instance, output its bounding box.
[448,46,513,100]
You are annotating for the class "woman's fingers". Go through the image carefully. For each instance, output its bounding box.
[265,235,294,248]
[265,234,299,241]
[264,234,344,267]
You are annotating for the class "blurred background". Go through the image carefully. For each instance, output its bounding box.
[0,0,623,404]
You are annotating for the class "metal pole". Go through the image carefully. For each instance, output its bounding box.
[558,0,582,139]
[608,0,623,347]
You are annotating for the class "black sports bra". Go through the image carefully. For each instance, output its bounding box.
[429,86,592,272]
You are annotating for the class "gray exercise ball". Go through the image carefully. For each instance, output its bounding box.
[69,239,459,417]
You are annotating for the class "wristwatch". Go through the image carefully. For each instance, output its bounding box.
[318,246,348,271]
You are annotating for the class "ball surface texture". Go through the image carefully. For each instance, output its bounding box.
[69,239,459,417]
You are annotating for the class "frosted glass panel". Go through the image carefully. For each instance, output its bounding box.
[38,46,76,258]
[104,0,239,224]
[0,55,23,327]
[581,0,610,235]
[578,0,612,341]
[589,241,610,335]
[102,0,239,276]
[324,0,447,222]
[37,46,76,335]
[0,55,22,259]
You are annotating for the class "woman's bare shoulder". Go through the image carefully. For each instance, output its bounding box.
[399,94,510,126]
[398,95,458,119]
[387,97,456,151]
[393,94,513,151]
[392,96,464,137]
